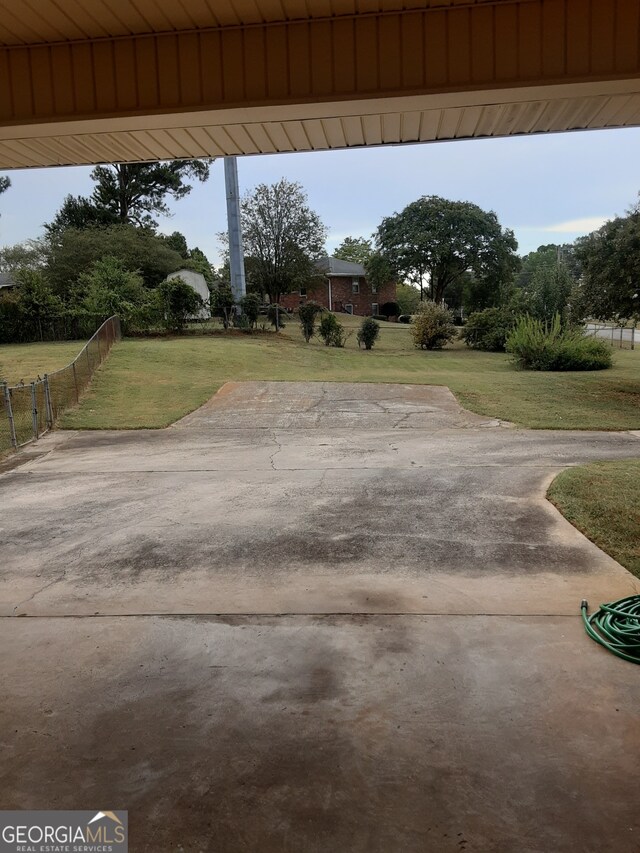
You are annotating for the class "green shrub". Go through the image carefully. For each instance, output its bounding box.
[298,301,324,342]
[240,293,261,328]
[318,313,348,347]
[411,302,457,350]
[211,283,235,329]
[158,276,203,333]
[357,317,380,350]
[463,307,512,352]
[506,314,612,371]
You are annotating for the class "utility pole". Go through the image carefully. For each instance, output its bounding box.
[224,156,246,303]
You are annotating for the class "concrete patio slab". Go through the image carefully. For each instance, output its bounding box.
[1,381,639,852]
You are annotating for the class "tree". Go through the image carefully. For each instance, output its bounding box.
[44,194,118,236]
[238,179,327,303]
[79,256,149,318]
[0,175,10,207]
[0,240,47,272]
[45,224,184,298]
[396,283,421,315]
[374,196,519,304]
[574,205,640,325]
[515,245,575,323]
[90,161,210,228]
[45,161,210,234]
[160,231,189,257]
[333,236,373,264]
[158,276,202,332]
[14,269,62,341]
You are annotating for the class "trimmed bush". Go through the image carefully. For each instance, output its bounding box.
[357,317,380,350]
[463,307,512,352]
[318,313,348,347]
[298,301,324,342]
[411,301,457,350]
[240,293,261,328]
[506,315,612,371]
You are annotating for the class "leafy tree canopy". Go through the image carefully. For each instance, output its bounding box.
[396,282,421,315]
[374,195,519,304]
[237,179,327,303]
[333,236,373,264]
[45,224,184,299]
[574,204,640,323]
[0,239,47,273]
[45,194,119,237]
[78,256,149,317]
[45,160,210,233]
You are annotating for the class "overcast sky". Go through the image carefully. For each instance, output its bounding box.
[1,125,639,266]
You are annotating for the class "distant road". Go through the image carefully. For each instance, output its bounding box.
[585,324,637,345]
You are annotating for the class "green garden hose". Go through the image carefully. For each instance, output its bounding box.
[581,596,640,664]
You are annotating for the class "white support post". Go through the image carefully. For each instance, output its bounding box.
[224,156,246,303]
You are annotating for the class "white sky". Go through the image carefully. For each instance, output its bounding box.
[1,125,639,266]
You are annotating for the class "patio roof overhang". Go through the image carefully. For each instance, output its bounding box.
[0,0,639,168]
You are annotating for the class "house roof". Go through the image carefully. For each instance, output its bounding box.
[316,256,366,277]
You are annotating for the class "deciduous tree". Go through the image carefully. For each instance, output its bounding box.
[333,236,373,264]
[238,179,327,303]
[574,205,640,325]
[375,196,519,304]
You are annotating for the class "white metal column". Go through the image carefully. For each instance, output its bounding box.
[224,156,246,302]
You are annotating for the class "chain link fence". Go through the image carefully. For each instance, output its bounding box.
[585,323,637,350]
[1,316,121,453]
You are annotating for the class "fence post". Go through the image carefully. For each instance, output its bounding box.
[3,382,17,449]
[43,374,54,429]
[31,381,38,440]
[86,346,91,373]
[632,325,636,351]
[72,361,79,402]
[97,332,102,362]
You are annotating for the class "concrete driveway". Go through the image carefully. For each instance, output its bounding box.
[1,381,639,852]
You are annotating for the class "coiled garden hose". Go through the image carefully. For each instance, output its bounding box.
[581,596,640,664]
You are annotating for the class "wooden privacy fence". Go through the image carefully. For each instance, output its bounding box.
[1,315,121,453]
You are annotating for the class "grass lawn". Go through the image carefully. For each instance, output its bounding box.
[548,460,640,579]
[1,316,639,430]
[0,340,86,384]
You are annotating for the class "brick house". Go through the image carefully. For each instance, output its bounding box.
[279,256,396,316]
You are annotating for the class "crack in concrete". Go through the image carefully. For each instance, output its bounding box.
[268,430,283,470]
[13,570,67,616]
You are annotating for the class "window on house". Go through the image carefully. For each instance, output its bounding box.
[371,283,377,294]
[352,278,360,294]
[344,304,354,314]
[371,303,379,316]
[299,287,307,297]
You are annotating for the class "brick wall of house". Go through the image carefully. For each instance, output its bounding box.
[279,277,396,316]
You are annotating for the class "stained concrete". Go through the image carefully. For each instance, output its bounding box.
[1,381,639,852]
